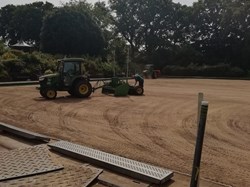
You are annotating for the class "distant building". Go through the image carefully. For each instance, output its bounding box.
[10,41,34,52]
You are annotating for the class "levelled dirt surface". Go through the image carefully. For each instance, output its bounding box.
[0,78,249,187]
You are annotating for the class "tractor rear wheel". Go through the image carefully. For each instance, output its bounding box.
[134,86,144,95]
[44,89,57,99]
[74,81,92,98]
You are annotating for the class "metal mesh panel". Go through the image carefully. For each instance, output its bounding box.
[0,145,63,181]
[0,165,102,187]
[49,140,173,184]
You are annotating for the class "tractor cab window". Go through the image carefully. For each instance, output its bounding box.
[63,62,80,76]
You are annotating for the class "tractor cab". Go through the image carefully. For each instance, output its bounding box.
[57,59,86,87]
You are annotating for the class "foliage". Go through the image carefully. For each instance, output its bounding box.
[82,56,100,76]
[1,59,26,80]
[1,0,250,78]
[109,0,250,73]
[0,2,54,46]
[30,52,57,73]
[109,0,141,59]
[1,51,18,60]
[0,49,57,81]
[0,61,9,81]
[0,5,16,42]
[162,63,246,77]
[0,40,8,55]
[172,46,204,67]
[98,62,115,77]
[109,0,186,60]
[81,55,120,77]
[40,6,105,56]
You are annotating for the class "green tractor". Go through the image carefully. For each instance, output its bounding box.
[38,58,92,99]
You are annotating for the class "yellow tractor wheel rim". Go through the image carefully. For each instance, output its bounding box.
[79,85,88,94]
[47,90,56,98]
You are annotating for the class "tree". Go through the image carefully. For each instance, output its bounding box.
[40,7,105,56]
[109,0,187,63]
[221,0,250,69]
[188,0,250,69]
[92,2,117,61]
[189,0,228,64]
[0,5,16,43]
[109,0,142,60]
[0,2,53,45]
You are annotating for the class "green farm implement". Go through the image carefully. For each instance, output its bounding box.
[93,77,144,97]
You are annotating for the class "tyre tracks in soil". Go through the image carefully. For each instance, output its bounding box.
[140,98,197,172]
[0,92,42,125]
[205,104,250,153]
[102,103,156,156]
[103,105,132,142]
[39,103,91,137]
[101,96,198,172]
[0,90,80,136]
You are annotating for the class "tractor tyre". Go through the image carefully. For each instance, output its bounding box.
[44,88,57,99]
[68,89,75,97]
[74,81,92,98]
[40,89,46,98]
[134,86,144,95]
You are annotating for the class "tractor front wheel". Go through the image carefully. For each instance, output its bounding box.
[44,89,57,99]
[74,81,92,98]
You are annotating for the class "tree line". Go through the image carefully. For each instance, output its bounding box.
[0,0,250,79]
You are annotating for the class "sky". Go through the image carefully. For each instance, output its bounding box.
[0,0,197,8]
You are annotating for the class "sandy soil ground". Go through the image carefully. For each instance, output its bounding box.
[0,78,249,187]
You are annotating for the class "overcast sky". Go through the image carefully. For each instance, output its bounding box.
[0,0,197,8]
